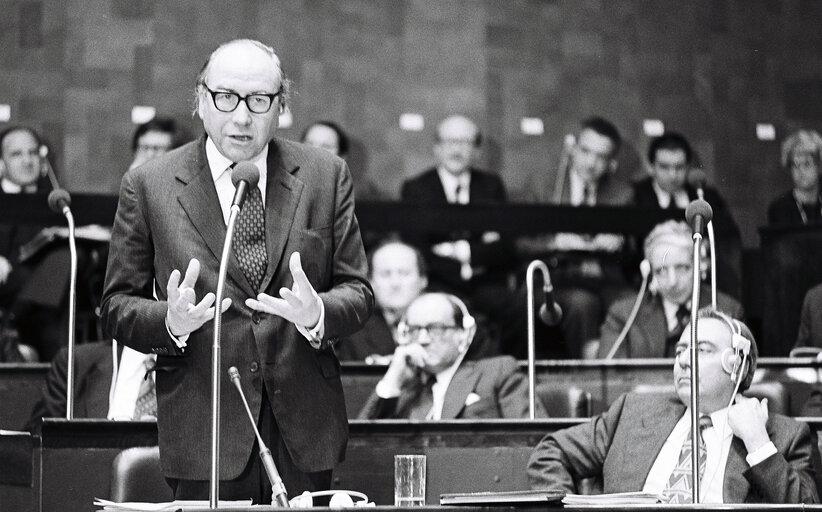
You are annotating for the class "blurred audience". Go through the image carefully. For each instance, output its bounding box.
[129,116,187,170]
[301,120,350,159]
[401,115,517,353]
[794,283,822,351]
[633,131,742,298]
[598,220,743,358]
[358,292,544,419]
[768,129,822,226]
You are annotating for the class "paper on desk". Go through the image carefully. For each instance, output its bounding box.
[561,491,664,505]
[93,498,253,511]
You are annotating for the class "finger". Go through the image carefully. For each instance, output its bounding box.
[166,269,182,302]
[180,259,201,289]
[246,296,288,317]
[188,292,217,318]
[220,298,232,313]
[289,252,314,296]
[178,287,196,308]
[279,288,306,309]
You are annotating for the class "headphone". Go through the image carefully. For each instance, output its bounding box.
[289,490,371,508]
[712,310,752,384]
[397,293,476,351]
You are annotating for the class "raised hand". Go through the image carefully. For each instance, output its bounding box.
[166,258,231,336]
[245,252,322,328]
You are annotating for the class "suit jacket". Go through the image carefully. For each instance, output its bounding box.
[100,136,373,479]
[796,283,822,350]
[598,285,744,358]
[334,309,395,361]
[768,190,822,226]
[400,168,516,293]
[357,355,545,419]
[27,341,118,430]
[557,172,634,206]
[528,392,820,503]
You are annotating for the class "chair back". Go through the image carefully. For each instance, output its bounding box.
[536,383,592,417]
[109,446,172,503]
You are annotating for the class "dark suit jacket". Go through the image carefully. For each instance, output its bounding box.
[27,340,118,430]
[768,190,822,226]
[598,285,744,358]
[556,172,634,206]
[796,283,822,350]
[528,392,820,503]
[400,168,515,293]
[357,355,545,419]
[100,136,373,479]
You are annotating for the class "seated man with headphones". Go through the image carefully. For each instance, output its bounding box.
[529,307,820,503]
[358,292,546,419]
[598,219,743,358]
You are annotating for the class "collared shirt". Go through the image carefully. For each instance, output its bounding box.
[642,408,777,503]
[108,343,157,420]
[652,180,690,209]
[436,167,470,204]
[375,354,464,420]
[1,178,37,193]
[569,170,596,206]
[661,298,688,333]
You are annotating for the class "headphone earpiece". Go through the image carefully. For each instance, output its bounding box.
[396,294,476,349]
[721,348,739,376]
[713,311,751,383]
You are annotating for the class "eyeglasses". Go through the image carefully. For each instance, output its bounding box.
[400,323,461,343]
[201,84,280,114]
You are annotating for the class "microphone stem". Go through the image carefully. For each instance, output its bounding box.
[689,232,703,504]
[210,205,240,509]
[526,260,550,419]
[605,274,649,360]
[707,221,717,308]
[65,208,77,420]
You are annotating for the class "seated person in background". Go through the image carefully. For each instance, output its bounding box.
[27,340,157,431]
[401,115,517,354]
[529,308,820,503]
[542,116,634,357]
[768,129,822,226]
[633,131,742,298]
[794,282,822,350]
[359,292,545,419]
[129,116,187,170]
[598,220,743,358]
[335,239,428,363]
[301,120,349,159]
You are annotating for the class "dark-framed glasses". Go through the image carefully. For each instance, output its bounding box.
[201,83,279,114]
[400,323,461,343]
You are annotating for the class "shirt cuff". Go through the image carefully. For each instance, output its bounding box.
[375,378,402,399]
[296,291,325,349]
[165,317,188,349]
[746,441,778,466]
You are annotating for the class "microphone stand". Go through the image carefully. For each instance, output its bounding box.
[210,204,241,509]
[526,260,550,419]
[694,187,717,308]
[688,229,703,504]
[604,261,650,360]
[63,207,78,419]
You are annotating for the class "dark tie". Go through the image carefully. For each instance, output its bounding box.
[133,358,157,420]
[453,183,465,204]
[583,185,595,206]
[665,305,691,356]
[232,169,267,292]
[407,377,435,420]
[663,416,713,503]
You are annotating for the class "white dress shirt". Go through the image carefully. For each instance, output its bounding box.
[108,344,157,420]
[569,170,596,206]
[436,167,471,204]
[652,180,690,209]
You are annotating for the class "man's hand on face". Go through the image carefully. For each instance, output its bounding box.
[166,258,231,337]
[382,343,428,389]
[728,394,771,453]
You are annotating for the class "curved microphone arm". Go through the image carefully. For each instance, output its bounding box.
[604,261,650,360]
[526,259,551,419]
[707,220,717,308]
[210,205,240,509]
[688,230,703,504]
[64,208,78,419]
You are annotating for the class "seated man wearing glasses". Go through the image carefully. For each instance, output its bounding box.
[358,292,544,419]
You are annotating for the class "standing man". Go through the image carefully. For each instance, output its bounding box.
[100,39,373,503]
[401,115,516,352]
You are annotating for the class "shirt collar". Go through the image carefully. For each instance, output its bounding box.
[1,178,37,193]
[652,179,689,208]
[205,137,269,183]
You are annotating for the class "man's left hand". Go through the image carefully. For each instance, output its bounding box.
[246,252,321,328]
[728,394,771,453]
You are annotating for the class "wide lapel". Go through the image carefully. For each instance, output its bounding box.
[639,296,669,358]
[429,170,450,204]
[441,362,481,419]
[723,437,751,502]
[617,398,684,491]
[175,138,255,298]
[259,139,302,293]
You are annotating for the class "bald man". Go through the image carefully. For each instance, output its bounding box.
[101,39,373,502]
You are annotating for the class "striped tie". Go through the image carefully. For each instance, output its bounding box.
[662,415,713,503]
[232,166,267,291]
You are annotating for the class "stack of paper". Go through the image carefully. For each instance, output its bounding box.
[440,489,565,506]
[93,498,253,511]
[562,492,664,505]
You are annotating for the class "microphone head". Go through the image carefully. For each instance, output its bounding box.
[639,259,651,279]
[39,145,49,159]
[685,199,713,227]
[687,169,707,189]
[539,303,563,327]
[47,189,71,213]
[231,162,260,188]
[228,366,240,381]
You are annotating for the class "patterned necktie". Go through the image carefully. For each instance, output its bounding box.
[232,169,267,291]
[407,377,435,420]
[133,358,157,419]
[665,305,691,356]
[663,415,713,504]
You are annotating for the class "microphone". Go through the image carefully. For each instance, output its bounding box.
[230,162,260,209]
[605,259,652,359]
[687,169,717,307]
[538,283,563,327]
[39,145,61,191]
[687,169,707,200]
[228,367,289,507]
[685,199,713,237]
[47,188,78,420]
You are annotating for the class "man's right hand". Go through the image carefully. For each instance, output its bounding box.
[166,258,231,337]
[0,256,11,285]
[381,343,428,390]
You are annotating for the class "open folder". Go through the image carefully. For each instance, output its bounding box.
[439,489,565,506]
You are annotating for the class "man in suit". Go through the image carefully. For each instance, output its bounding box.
[359,292,544,419]
[401,115,516,353]
[335,239,427,363]
[598,220,743,358]
[529,309,820,503]
[633,131,742,298]
[544,117,635,357]
[795,283,822,350]
[768,129,822,226]
[100,39,373,503]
